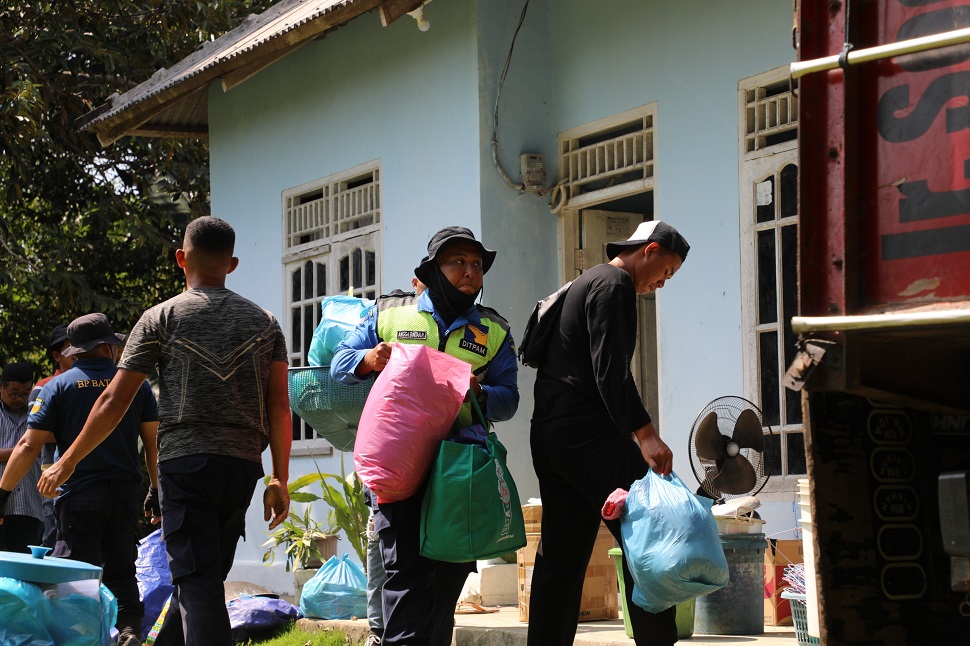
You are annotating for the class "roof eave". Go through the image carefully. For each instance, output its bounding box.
[81,0,391,146]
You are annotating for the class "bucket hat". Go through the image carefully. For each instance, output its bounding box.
[62,313,125,357]
[414,226,496,283]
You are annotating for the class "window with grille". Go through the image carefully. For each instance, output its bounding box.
[738,69,803,494]
[282,162,382,452]
[558,103,656,210]
[742,77,798,153]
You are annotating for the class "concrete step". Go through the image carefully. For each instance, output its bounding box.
[299,607,799,646]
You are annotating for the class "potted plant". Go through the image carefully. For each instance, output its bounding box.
[261,505,338,572]
[261,457,369,572]
[316,466,369,570]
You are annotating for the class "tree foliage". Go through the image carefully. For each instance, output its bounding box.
[0,1,276,373]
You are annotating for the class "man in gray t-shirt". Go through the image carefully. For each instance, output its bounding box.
[39,216,292,646]
[121,287,287,465]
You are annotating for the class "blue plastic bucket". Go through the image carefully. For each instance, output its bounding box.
[694,533,766,635]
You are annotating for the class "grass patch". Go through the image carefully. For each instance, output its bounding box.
[241,622,354,646]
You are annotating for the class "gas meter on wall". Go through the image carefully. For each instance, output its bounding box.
[520,154,546,193]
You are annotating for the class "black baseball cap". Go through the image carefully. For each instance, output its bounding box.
[48,324,69,351]
[606,220,690,262]
[62,313,125,357]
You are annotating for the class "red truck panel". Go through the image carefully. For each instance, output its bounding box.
[800,0,970,316]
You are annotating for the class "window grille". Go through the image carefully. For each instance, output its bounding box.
[558,104,656,208]
[282,162,382,452]
[742,80,798,154]
[284,166,381,256]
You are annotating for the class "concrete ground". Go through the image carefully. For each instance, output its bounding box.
[299,606,800,646]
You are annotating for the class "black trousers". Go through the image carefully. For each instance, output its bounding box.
[0,514,42,554]
[153,454,262,646]
[52,481,144,632]
[373,484,476,646]
[529,420,678,646]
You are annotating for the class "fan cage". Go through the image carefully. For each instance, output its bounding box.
[688,395,772,501]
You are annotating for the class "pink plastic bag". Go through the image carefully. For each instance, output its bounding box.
[354,343,471,503]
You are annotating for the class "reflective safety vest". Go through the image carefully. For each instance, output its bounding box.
[376,294,510,429]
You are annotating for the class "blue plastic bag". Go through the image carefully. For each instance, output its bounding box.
[228,595,302,642]
[136,529,174,637]
[0,576,117,645]
[0,577,54,645]
[620,470,729,613]
[299,554,367,620]
[45,582,117,646]
[308,296,375,367]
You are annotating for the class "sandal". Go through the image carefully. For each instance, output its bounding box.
[455,601,500,614]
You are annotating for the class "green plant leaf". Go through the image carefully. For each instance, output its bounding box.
[290,492,322,503]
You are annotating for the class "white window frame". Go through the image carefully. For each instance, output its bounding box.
[282,161,382,455]
[738,67,802,498]
[557,102,657,213]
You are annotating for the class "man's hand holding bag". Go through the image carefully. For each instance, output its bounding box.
[354,343,471,503]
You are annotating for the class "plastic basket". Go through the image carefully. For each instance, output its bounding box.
[288,367,374,452]
[781,590,820,646]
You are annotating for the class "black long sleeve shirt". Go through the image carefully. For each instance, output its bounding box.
[532,263,651,435]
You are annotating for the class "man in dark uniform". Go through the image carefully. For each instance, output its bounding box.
[29,323,74,547]
[0,313,159,646]
[332,226,519,646]
[528,220,689,646]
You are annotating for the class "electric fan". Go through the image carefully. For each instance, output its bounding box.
[688,396,772,500]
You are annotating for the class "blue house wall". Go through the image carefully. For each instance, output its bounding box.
[204,0,798,591]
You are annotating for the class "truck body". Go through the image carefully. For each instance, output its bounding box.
[794,0,970,642]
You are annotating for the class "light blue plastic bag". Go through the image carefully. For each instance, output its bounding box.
[299,554,367,620]
[0,577,55,645]
[308,296,375,367]
[45,582,117,646]
[620,470,729,613]
[0,576,117,645]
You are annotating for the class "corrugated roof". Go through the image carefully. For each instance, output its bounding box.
[80,0,385,145]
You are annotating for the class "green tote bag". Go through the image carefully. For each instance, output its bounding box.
[419,398,526,562]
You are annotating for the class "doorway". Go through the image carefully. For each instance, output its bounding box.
[558,191,660,421]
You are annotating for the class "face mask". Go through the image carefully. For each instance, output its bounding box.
[425,264,479,326]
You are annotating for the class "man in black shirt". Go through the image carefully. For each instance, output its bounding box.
[528,220,689,646]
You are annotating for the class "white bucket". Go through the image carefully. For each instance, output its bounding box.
[714,515,767,535]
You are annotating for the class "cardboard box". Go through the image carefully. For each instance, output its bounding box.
[517,508,618,623]
[764,539,804,626]
[522,504,542,533]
